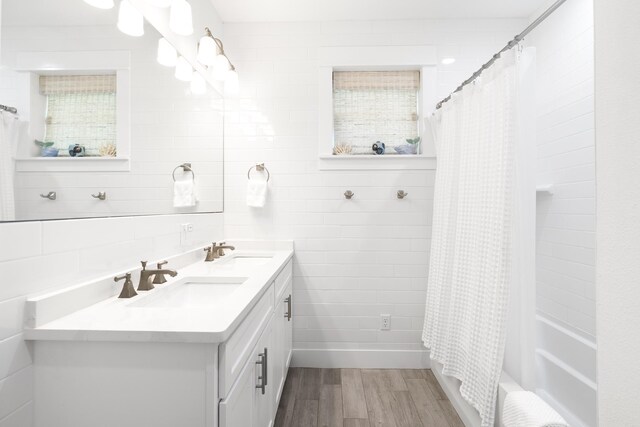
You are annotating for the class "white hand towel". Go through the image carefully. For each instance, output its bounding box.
[503,391,569,427]
[173,179,197,207]
[246,180,267,208]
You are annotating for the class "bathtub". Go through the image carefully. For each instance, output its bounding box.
[430,315,597,427]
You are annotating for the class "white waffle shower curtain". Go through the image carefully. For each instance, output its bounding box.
[423,48,527,427]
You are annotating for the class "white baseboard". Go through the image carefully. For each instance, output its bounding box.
[431,361,480,427]
[291,349,431,369]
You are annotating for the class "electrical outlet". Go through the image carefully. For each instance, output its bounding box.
[180,223,193,245]
[381,314,391,331]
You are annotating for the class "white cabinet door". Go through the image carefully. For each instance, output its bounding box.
[272,290,287,414]
[283,281,293,370]
[254,318,274,427]
[219,351,255,427]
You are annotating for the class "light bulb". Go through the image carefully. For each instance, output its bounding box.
[212,54,231,81]
[117,0,144,37]
[225,68,239,95]
[145,0,171,6]
[175,56,193,82]
[157,38,177,67]
[197,35,219,66]
[169,0,194,36]
[190,72,207,94]
[83,0,115,9]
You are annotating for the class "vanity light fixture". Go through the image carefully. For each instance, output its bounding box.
[157,38,178,66]
[197,27,236,83]
[83,0,115,9]
[175,56,193,81]
[196,27,220,66]
[169,0,194,36]
[190,72,207,94]
[117,0,144,37]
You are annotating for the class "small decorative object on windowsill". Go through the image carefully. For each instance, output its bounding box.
[34,139,59,157]
[99,142,117,157]
[394,137,420,155]
[372,141,385,155]
[68,144,86,157]
[333,143,353,155]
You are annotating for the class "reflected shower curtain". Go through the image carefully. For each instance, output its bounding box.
[423,49,521,427]
[0,111,17,221]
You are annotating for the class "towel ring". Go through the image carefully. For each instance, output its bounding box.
[172,163,195,182]
[247,163,270,182]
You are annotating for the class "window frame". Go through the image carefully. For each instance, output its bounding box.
[13,51,131,172]
[318,46,437,171]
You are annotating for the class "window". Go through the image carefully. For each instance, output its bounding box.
[332,70,420,155]
[40,74,117,157]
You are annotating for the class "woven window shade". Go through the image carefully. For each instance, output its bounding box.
[333,71,420,154]
[41,75,117,156]
[40,74,117,94]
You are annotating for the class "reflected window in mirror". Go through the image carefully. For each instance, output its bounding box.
[40,74,117,157]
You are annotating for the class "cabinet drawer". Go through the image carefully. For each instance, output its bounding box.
[219,283,275,398]
[274,259,292,299]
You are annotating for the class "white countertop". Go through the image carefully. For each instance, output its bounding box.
[24,244,293,344]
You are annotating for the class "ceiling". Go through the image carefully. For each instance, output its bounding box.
[209,0,548,23]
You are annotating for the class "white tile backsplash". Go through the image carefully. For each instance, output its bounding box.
[222,17,526,354]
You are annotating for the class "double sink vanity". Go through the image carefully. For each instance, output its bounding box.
[24,240,294,427]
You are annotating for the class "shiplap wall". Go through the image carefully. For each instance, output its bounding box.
[221,18,526,364]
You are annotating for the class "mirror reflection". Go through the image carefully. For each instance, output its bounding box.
[0,0,224,221]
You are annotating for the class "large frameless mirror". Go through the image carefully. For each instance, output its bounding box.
[0,0,223,221]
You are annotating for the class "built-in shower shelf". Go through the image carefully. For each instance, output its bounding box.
[536,184,554,194]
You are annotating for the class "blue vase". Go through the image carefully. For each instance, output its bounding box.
[41,147,59,157]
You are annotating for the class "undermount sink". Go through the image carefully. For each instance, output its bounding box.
[216,255,273,269]
[128,276,248,309]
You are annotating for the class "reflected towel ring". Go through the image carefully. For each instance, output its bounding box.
[172,163,195,182]
[247,163,270,182]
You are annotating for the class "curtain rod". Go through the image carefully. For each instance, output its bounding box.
[0,104,18,114]
[435,0,567,110]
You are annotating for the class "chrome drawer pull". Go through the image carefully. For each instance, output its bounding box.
[284,295,292,321]
[255,347,268,394]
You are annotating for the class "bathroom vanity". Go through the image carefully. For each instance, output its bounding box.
[24,241,294,427]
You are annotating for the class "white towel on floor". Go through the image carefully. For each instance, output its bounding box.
[173,179,197,207]
[246,179,267,207]
[503,391,569,427]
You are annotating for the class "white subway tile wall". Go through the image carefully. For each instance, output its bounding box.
[530,0,596,341]
[221,18,526,354]
[0,214,223,425]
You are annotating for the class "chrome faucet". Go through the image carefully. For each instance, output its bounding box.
[152,260,171,284]
[215,241,236,257]
[138,261,177,291]
[204,242,236,262]
[204,243,217,262]
[114,273,137,298]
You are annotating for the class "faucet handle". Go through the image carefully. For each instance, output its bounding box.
[141,261,148,270]
[153,261,170,285]
[114,273,137,298]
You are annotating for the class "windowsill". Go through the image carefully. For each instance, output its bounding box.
[15,157,131,172]
[318,154,436,170]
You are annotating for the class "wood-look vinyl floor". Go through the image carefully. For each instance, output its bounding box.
[274,368,464,427]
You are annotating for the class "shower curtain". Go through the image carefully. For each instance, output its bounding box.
[423,48,523,427]
[0,111,18,221]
